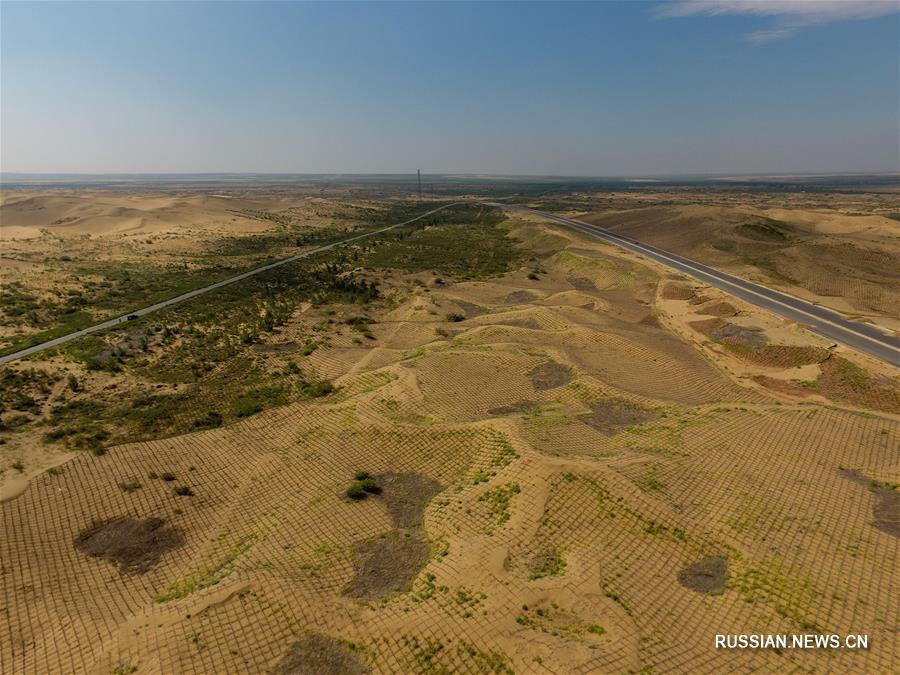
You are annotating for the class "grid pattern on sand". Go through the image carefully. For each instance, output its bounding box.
[3,220,897,674]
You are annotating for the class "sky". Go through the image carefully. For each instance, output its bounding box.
[1,1,898,176]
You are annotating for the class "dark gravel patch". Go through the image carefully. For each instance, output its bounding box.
[375,473,442,529]
[711,324,767,348]
[527,546,565,580]
[529,362,574,390]
[581,399,660,435]
[344,530,429,601]
[74,517,183,575]
[840,469,899,538]
[505,290,537,304]
[453,300,488,318]
[678,556,727,594]
[273,633,368,675]
[567,277,597,292]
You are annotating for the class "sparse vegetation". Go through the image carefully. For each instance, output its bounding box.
[5,187,899,674]
[345,473,381,500]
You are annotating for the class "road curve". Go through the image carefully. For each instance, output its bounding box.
[501,204,900,368]
[0,202,466,366]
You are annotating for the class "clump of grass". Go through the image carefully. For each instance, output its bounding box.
[161,472,176,482]
[298,378,335,398]
[173,485,194,497]
[119,480,142,493]
[345,472,381,500]
[359,478,382,494]
[478,483,520,533]
[191,410,223,430]
[346,483,367,500]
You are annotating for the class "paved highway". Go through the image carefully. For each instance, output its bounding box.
[3,200,897,368]
[501,204,900,367]
[0,202,465,366]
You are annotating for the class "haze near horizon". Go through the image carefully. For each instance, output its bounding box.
[1,0,898,175]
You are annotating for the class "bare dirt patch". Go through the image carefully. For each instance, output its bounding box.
[453,300,489,319]
[690,319,829,367]
[567,276,597,292]
[757,356,900,413]
[526,546,566,580]
[699,301,738,317]
[273,633,368,675]
[711,323,768,348]
[688,317,727,336]
[504,290,537,304]
[529,362,574,391]
[74,517,183,575]
[840,469,899,539]
[375,472,442,528]
[344,530,429,601]
[580,399,660,435]
[497,317,541,330]
[678,556,727,594]
[488,400,537,416]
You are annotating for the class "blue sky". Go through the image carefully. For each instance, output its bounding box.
[2,1,897,175]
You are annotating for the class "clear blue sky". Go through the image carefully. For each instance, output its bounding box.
[2,1,898,175]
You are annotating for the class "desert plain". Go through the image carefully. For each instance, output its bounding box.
[0,178,897,674]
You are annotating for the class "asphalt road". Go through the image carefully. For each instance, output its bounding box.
[3,200,897,369]
[501,204,900,367]
[0,202,464,366]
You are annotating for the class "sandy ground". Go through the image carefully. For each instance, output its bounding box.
[1,211,897,674]
[568,195,900,333]
[0,191,404,350]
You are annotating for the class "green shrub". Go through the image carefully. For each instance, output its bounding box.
[298,379,334,398]
[359,478,382,494]
[346,483,367,500]
[234,399,263,417]
[192,410,223,430]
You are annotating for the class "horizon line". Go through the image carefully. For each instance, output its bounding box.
[2,170,898,180]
